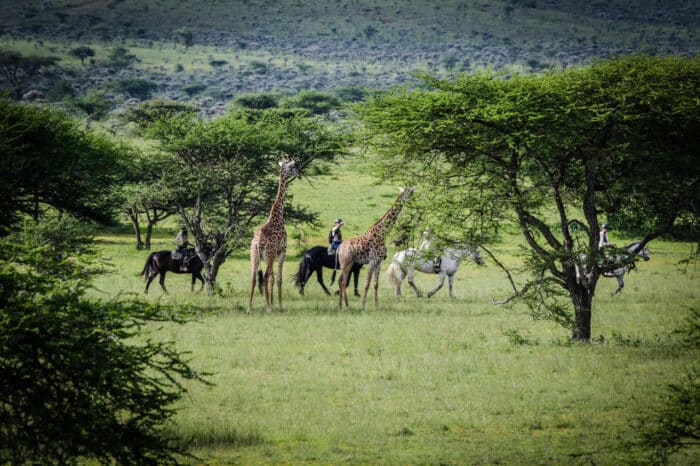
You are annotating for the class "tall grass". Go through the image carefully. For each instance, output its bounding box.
[91,166,699,464]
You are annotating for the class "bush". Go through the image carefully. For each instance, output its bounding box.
[67,89,114,120]
[114,78,158,100]
[281,90,341,115]
[119,99,199,132]
[0,236,209,465]
[233,92,281,109]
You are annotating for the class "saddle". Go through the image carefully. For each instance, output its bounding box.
[432,257,442,273]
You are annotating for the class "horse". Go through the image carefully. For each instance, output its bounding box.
[139,249,205,294]
[386,246,484,298]
[292,246,363,297]
[602,241,651,295]
[575,241,651,295]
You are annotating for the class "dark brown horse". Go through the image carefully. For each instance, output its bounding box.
[140,249,205,294]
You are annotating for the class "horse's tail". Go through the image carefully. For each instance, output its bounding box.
[386,262,401,288]
[140,252,155,279]
[292,256,308,293]
[257,270,264,294]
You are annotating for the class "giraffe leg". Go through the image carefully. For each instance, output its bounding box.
[338,262,353,309]
[361,265,375,310]
[276,251,285,312]
[264,258,275,313]
[373,263,382,310]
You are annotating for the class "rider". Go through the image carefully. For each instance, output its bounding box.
[175,227,191,271]
[598,223,615,268]
[328,218,344,255]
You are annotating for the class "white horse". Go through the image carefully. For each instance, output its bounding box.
[576,241,651,295]
[386,246,483,298]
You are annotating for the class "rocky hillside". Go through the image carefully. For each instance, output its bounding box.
[1,0,698,105]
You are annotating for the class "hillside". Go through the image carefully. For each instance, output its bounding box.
[1,0,698,103]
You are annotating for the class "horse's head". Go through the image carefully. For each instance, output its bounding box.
[627,242,651,261]
[471,247,484,266]
[453,246,484,265]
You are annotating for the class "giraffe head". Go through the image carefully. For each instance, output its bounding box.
[399,186,416,202]
[279,156,302,181]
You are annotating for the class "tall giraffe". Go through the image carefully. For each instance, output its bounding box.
[337,186,416,310]
[249,157,301,312]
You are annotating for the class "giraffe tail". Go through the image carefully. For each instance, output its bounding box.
[257,270,264,294]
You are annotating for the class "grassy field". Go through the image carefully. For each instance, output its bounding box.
[91,166,700,465]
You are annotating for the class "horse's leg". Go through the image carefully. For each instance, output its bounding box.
[612,275,624,295]
[447,274,456,298]
[406,266,423,297]
[427,271,446,298]
[159,271,168,293]
[317,267,332,295]
[196,272,205,292]
[144,270,157,294]
[276,252,285,312]
[352,266,361,297]
[191,272,196,291]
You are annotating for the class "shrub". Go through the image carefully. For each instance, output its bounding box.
[233,92,281,109]
[114,78,157,100]
[281,90,341,115]
[0,236,209,465]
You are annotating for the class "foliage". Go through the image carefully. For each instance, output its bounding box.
[119,99,199,133]
[176,27,194,50]
[67,89,114,120]
[281,90,341,115]
[106,46,137,69]
[357,55,700,340]
[69,45,95,65]
[0,49,58,99]
[233,91,281,110]
[636,308,700,463]
[114,78,158,100]
[145,108,345,291]
[0,99,131,233]
[0,237,209,465]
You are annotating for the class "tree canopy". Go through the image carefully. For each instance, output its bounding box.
[357,55,699,340]
[0,99,132,234]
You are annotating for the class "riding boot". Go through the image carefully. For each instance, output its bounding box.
[328,247,335,256]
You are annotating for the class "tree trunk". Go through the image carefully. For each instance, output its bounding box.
[198,249,226,295]
[145,221,154,250]
[128,208,144,250]
[571,285,594,341]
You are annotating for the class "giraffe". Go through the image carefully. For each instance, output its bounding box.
[248,157,302,313]
[337,186,416,310]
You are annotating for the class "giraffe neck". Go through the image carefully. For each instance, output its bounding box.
[365,201,403,240]
[266,168,287,225]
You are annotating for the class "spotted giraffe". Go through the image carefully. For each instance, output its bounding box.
[337,186,416,310]
[248,157,301,313]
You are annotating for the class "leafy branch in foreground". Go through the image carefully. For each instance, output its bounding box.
[0,238,210,465]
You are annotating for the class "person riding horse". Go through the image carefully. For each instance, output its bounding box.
[328,218,344,255]
[174,227,193,271]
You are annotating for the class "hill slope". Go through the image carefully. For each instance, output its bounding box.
[1,0,698,99]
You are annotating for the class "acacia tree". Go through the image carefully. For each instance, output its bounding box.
[358,56,699,341]
[0,50,58,99]
[147,109,343,293]
[0,99,130,234]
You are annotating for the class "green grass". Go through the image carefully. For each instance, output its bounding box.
[91,166,700,465]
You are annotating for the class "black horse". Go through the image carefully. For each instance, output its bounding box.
[140,249,205,294]
[292,246,362,297]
